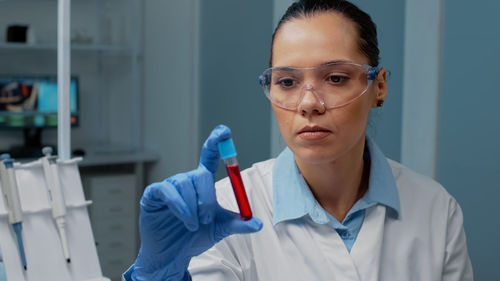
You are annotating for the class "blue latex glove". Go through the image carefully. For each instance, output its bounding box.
[131,125,263,281]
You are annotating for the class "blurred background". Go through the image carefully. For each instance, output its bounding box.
[0,0,498,280]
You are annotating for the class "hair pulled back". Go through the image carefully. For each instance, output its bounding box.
[271,0,380,67]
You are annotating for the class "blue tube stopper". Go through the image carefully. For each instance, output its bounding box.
[218,138,237,160]
[0,153,11,160]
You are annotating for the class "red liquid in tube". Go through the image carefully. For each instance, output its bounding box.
[225,164,252,220]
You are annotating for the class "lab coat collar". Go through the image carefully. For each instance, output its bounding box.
[272,136,400,226]
[361,136,400,218]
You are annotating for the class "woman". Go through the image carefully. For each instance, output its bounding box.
[125,0,473,280]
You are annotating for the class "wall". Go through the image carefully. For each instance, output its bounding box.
[401,0,444,178]
[437,0,500,278]
[352,0,404,161]
[142,0,199,182]
[198,0,273,178]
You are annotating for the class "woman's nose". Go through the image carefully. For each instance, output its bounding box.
[297,85,326,115]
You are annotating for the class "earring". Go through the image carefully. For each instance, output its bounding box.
[377,100,384,107]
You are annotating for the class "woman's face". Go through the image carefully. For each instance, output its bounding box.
[271,12,387,165]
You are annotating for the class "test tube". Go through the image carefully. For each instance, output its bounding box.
[218,138,253,220]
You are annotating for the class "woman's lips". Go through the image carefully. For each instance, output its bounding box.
[298,125,331,140]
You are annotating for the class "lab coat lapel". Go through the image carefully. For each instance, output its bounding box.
[350,205,386,281]
[308,219,361,281]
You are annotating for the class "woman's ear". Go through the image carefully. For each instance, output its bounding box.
[372,67,388,108]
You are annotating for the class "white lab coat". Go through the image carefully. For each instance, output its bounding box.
[188,158,473,281]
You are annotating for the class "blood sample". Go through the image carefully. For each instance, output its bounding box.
[218,138,253,220]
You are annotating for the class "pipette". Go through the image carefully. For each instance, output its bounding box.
[41,147,71,263]
[0,154,27,270]
[217,138,253,220]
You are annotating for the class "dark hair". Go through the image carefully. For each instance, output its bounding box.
[270,0,379,67]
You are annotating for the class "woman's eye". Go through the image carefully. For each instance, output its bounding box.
[328,75,349,84]
[277,78,295,88]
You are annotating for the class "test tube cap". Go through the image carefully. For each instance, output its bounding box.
[218,138,237,160]
[0,153,11,160]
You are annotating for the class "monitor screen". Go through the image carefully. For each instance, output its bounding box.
[0,76,79,128]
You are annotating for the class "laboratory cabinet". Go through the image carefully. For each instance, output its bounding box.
[84,173,137,281]
[78,149,157,281]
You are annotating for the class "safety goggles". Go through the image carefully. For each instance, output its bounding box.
[258,61,379,110]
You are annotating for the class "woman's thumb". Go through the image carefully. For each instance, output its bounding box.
[215,212,263,242]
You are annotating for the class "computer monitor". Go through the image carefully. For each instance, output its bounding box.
[0,76,79,128]
[0,76,79,158]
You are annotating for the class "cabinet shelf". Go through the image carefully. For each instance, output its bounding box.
[0,42,133,53]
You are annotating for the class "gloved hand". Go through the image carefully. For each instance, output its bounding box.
[131,125,263,281]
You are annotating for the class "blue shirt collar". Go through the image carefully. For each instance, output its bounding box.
[272,136,400,226]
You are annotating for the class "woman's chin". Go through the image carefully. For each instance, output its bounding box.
[292,147,340,165]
